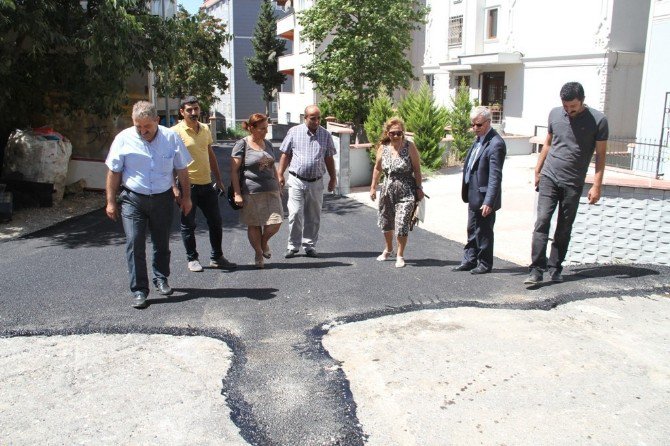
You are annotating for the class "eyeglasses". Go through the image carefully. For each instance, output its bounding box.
[471,120,490,128]
[389,131,404,137]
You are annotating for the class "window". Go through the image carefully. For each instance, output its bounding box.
[425,74,434,90]
[448,15,463,47]
[486,8,498,40]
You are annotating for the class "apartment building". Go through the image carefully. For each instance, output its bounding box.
[274,0,317,125]
[203,0,281,128]
[423,0,651,137]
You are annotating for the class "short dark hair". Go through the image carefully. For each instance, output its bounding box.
[180,96,199,109]
[560,82,585,102]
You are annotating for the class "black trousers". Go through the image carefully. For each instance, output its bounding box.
[179,183,223,262]
[462,207,496,270]
[530,175,583,272]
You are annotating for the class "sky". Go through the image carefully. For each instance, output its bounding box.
[178,0,202,14]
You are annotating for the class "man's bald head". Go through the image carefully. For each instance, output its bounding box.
[304,105,321,132]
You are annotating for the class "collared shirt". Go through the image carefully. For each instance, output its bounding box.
[465,128,492,183]
[279,123,337,180]
[543,106,608,187]
[464,137,481,184]
[105,125,192,195]
[171,120,214,185]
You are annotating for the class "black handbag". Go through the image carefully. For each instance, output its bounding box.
[227,139,246,210]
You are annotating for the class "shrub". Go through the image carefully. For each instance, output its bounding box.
[363,93,395,163]
[398,83,449,171]
[447,80,476,161]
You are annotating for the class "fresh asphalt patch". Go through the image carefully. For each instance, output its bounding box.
[1,144,668,444]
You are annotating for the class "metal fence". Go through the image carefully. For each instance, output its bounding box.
[605,136,668,179]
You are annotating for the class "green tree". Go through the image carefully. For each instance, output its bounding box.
[398,83,449,171]
[0,0,158,160]
[447,80,475,161]
[299,0,427,140]
[0,1,231,167]
[153,8,231,111]
[363,92,394,162]
[246,0,286,116]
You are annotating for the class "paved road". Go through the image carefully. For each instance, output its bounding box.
[1,145,668,444]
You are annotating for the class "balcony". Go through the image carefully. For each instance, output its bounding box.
[278,53,297,75]
[278,52,312,75]
[277,13,295,40]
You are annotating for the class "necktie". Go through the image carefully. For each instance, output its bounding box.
[465,138,481,184]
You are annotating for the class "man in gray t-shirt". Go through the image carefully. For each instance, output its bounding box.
[525,82,608,285]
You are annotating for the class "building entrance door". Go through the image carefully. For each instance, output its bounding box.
[482,72,504,124]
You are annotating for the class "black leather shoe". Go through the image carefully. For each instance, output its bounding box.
[305,249,319,258]
[470,265,491,275]
[155,280,173,296]
[452,263,476,272]
[132,291,148,309]
[285,249,298,258]
[549,269,564,283]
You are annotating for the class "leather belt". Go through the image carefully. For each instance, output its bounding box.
[122,186,171,197]
[289,171,322,182]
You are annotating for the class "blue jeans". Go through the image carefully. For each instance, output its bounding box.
[120,188,174,295]
[530,175,583,273]
[180,183,223,262]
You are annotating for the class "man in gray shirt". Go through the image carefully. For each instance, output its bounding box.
[278,105,337,258]
[525,82,608,285]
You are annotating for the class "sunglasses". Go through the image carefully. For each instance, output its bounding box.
[471,120,490,128]
[389,131,404,137]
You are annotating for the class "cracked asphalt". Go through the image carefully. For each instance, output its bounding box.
[1,145,668,445]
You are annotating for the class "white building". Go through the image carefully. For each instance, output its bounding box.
[423,0,651,138]
[634,0,670,176]
[274,0,317,125]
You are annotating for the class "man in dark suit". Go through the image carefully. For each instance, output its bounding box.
[453,106,507,274]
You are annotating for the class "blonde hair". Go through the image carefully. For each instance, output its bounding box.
[379,117,406,145]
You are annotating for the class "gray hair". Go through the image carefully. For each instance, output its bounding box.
[470,106,492,122]
[132,101,158,120]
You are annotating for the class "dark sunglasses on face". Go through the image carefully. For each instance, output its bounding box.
[471,119,490,128]
[389,131,404,137]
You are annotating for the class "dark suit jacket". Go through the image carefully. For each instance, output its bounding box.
[461,128,506,211]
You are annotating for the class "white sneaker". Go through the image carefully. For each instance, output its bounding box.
[188,260,203,272]
[376,250,393,261]
[395,256,406,268]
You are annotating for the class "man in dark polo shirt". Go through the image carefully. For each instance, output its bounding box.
[525,82,608,285]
